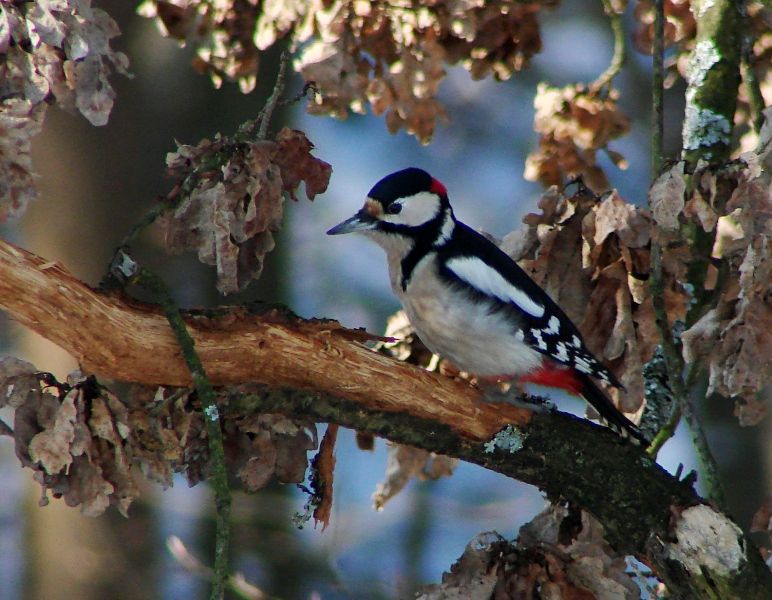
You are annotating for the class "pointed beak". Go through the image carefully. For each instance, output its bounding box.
[326,209,377,235]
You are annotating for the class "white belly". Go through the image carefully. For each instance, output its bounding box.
[395,255,543,377]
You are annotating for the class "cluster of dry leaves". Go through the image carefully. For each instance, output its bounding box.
[0,358,318,517]
[678,113,771,425]
[517,109,770,423]
[418,505,641,599]
[139,0,555,142]
[525,83,631,193]
[502,186,671,417]
[0,0,129,221]
[162,127,331,293]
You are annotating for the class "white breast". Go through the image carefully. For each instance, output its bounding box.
[394,253,543,377]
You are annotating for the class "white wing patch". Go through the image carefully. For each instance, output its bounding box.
[554,341,569,361]
[446,256,545,318]
[573,355,593,374]
[544,315,561,335]
[533,330,548,350]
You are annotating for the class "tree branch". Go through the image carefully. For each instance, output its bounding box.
[1,236,770,598]
[0,237,526,441]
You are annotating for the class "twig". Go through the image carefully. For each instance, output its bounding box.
[592,0,626,91]
[166,536,271,600]
[279,81,319,109]
[257,51,290,139]
[646,0,686,460]
[120,201,173,249]
[646,363,705,457]
[681,377,727,509]
[111,251,232,600]
[741,29,765,134]
[651,0,665,177]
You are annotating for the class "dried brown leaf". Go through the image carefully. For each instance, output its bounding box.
[592,191,651,249]
[0,100,45,222]
[313,423,338,531]
[28,390,78,474]
[649,162,686,231]
[372,443,457,510]
[239,430,277,492]
[228,412,316,492]
[0,356,40,408]
[10,374,142,516]
[416,532,503,600]
[273,128,333,200]
[733,394,767,427]
[139,0,259,92]
[681,132,771,417]
[0,1,129,220]
[684,188,718,233]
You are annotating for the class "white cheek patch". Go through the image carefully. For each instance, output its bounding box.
[382,191,442,228]
[446,256,545,318]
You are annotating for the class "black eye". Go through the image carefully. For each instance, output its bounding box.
[385,203,402,215]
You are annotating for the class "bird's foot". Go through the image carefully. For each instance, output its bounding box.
[474,377,555,412]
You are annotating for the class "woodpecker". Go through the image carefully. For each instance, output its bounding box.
[327,167,646,443]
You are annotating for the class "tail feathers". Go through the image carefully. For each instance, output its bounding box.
[578,374,647,444]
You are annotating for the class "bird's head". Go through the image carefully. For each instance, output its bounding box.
[327,168,454,245]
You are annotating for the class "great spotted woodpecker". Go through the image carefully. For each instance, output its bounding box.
[327,167,645,443]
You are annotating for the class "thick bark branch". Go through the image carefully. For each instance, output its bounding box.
[1,237,770,598]
[0,238,528,441]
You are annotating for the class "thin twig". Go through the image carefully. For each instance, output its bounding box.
[646,0,683,460]
[119,201,173,248]
[680,377,727,508]
[646,360,704,456]
[166,536,271,600]
[651,0,665,177]
[592,0,626,91]
[279,81,319,108]
[257,51,290,139]
[741,29,765,134]
[113,252,233,600]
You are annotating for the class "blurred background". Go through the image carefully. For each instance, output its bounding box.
[0,1,768,598]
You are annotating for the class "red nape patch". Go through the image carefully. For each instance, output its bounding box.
[430,177,447,197]
[519,362,584,396]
